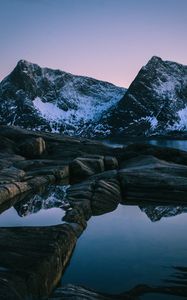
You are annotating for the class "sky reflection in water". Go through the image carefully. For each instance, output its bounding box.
[62,204,187,295]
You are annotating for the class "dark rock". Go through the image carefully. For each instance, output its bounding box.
[91,179,121,215]
[65,181,93,220]
[119,155,187,202]
[65,223,85,238]
[63,207,87,229]
[123,143,187,166]
[19,137,46,158]
[0,167,25,184]
[104,156,118,170]
[89,169,118,181]
[0,181,31,206]
[69,157,105,183]
[0,224,77,300]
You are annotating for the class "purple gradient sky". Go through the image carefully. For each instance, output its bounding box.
[0,0,187,87]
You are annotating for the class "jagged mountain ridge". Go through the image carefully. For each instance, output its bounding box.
[0,60,126,135]
[0,56,187,137]
[100,56,187,137]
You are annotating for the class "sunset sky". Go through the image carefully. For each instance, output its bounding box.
[0,0,187,87]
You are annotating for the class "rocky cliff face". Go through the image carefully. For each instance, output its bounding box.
[0,60,126,136]
[101,56,187,136]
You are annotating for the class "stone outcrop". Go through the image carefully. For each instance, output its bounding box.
[0,224,77,300]
[119,155,187,202]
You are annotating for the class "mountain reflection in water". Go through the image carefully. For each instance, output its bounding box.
[0,184,187,299]
[0,185,70,227]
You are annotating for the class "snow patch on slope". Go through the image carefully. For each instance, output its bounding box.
[178,106,187,129]
[145,116,158,129]
[33,98,63,120]
[152,77,179,99]
[169,106,187,131]
[33,89,125,134]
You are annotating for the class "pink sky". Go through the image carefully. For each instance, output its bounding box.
[0,0,187,87]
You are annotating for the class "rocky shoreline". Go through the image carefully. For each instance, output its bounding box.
[0,125,187,299]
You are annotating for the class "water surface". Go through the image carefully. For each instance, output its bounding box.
[103,138,187,152]
[62,204,187,297]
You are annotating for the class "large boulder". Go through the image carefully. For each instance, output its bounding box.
[69,156,105,183]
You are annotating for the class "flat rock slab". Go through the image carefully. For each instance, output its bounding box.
[0,224,77,300]
[119,155,187,202]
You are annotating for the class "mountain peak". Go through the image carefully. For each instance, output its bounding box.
[15,59,40,74]
[144,56,163,69]
[149,56,162,63]
[17,59,31,65]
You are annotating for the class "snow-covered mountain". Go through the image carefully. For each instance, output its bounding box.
[0,60,126,136]
[0,56,187,137]
[99,56,187,137]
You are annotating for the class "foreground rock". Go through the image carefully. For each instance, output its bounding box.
[0,224,76,300]
[0,125,120,205]
[119,155,187,202]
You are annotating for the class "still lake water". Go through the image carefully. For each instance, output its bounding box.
[1,139,187,299]
[62,204,187,297]
[103,138,187,152]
